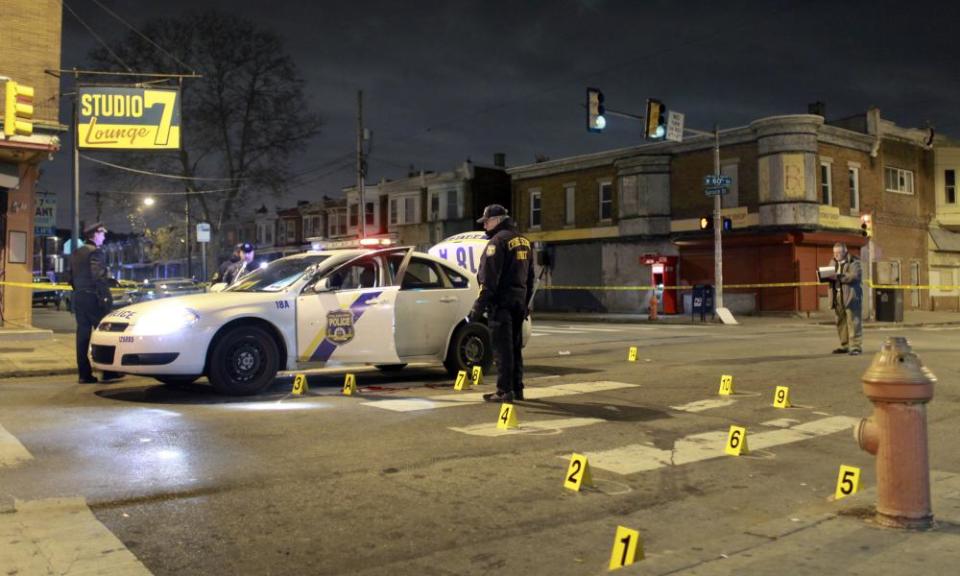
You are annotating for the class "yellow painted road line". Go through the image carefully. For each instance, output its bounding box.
[0,497,152,575]
[0,423,32,468]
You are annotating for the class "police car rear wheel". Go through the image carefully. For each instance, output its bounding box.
[208,326,280,395]
[444,323,493,376]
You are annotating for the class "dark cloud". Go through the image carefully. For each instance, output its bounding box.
[48,0,959,231]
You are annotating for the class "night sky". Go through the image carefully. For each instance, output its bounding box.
[49,0,960,231]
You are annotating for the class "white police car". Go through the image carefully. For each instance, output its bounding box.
[89,247,493,395]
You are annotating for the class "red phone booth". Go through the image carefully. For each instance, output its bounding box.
[641,255,679,314]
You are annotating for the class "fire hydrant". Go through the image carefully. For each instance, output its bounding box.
[648,293,658,321]
[855,337,937,529]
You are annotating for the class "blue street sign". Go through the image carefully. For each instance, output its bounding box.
[704,186,729,196]
[704,175,732,187]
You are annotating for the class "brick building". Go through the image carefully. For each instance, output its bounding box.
[928,136,960,311]
[0,0,63,327]
[509,109,937,315]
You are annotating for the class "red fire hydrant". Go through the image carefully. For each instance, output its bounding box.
[648,293,658,321]
[855,337,937,529]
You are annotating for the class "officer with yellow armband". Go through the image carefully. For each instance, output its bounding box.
[468,204,534,403]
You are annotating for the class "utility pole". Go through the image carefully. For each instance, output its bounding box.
[71,70,80,254]
[713,125,723,310]
[356,90,366,238]
[185,192,192,278]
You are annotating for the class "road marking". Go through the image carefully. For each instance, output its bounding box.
[670,398,736,413]
[528,327,588,335]
[450,417,605,437]
[362,380,640,412]
[761,418,803,428]
[582,416,858,475]
[0,497,152,575]
[0,423,32,468]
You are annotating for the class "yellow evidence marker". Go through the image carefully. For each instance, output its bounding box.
[725,425,749,456]
[497,403,519,430]
[454,370,468,391]
[718,374,734,396]
[835,465,862,500]
[291,373,308,395]
[608,525,643,571]
[627,346,638,362]
[342,373,358,396]
[564,453,593,492]
[471,365,483,387]
[773,385,791,408]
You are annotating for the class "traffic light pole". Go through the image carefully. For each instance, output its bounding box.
[356,90,366,239]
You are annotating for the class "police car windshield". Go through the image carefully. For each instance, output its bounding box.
[228,255,330,292]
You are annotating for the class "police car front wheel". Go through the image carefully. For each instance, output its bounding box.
[208,325,280,395]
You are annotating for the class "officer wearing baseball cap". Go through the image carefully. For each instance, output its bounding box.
[469,204,534,403]
[223,242,256,286]
[68,222,122,384]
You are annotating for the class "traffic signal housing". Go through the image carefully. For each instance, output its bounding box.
[860,214,873,237]
[645,98,666,140]
[586,87,605,132]
[699,216,732,231]
[3,81,34,137]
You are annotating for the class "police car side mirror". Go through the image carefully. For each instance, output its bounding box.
[312,277,333,293]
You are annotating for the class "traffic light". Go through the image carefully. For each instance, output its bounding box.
[645,98,666,140]
[699,216,713,231]
[3,80,34,137]
[860,214,873,237]
[586,87,605,132]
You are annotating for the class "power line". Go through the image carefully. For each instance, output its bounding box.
[88,0,196,74]
[59,0,133,73]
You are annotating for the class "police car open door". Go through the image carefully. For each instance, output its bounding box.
[295,249,403,366]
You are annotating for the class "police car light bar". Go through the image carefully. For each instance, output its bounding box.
[359,238,380,246]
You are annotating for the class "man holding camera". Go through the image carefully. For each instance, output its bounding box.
[830,242,863,356]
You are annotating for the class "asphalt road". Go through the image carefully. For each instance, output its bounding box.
[1,320,958,575]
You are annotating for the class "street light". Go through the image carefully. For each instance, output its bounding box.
[143,196,155,206]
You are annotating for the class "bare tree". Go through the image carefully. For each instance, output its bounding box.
[87,9,322,273]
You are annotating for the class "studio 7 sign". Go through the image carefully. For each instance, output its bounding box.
[77,86,181,150]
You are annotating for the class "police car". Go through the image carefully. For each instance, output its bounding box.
[89,246,494,395]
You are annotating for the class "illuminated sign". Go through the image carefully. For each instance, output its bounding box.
[77,86,181,149]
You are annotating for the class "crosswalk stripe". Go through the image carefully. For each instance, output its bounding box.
[362,380,640,412]
[527,327,588,334]
[449,417,605,437]
[581,416,858,475]
[0,423,32,468]
[0,497,152,575]
[670,398,736,413]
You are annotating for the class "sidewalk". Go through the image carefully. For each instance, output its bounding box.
[628,471,960,575]
[0,330,77,379]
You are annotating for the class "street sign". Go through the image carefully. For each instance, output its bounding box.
[196,222,211,243]
[666,110,684,142]
[704,174,732,187]
[705,186,729,196]
[34,192,57,236]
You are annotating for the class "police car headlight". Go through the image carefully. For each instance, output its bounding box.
[130,308,199,336]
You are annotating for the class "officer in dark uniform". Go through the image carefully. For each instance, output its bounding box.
[223,242,256,286]
[68,223,122,384]
[213,244,243,283]
[468,204,535,403]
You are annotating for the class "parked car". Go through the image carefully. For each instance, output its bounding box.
[135,278,206,302]
[31,276,63,308]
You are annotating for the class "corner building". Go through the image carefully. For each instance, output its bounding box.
[509,110,936,315]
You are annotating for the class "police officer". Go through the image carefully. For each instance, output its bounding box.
[69,223,122,384]
[469,204,534,403]
[830,242,863,355]
[213,244,243,283]
[223,242,256,286]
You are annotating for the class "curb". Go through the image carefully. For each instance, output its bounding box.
[0,368,78,381]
